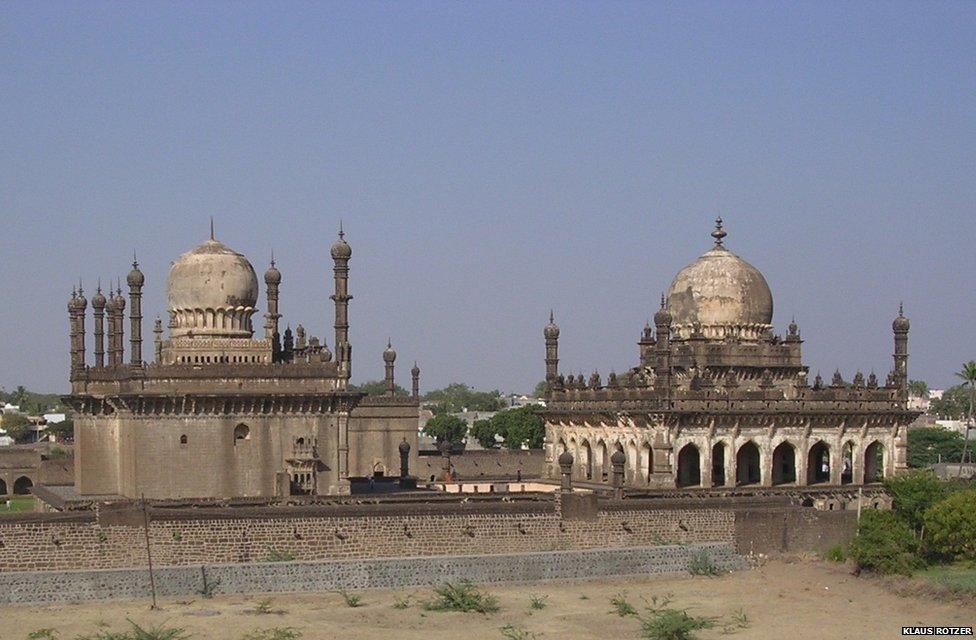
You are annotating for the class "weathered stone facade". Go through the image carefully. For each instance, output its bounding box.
[542,220,919,489]
[64,227,420,500]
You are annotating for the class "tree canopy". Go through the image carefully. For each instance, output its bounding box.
[907,380,929,398]
[423,383,505,415]
[468,406,545,450]
[349,380,409,397]
[0,412,31,443]
[422,414,468,445]
[532,380,548,398]
[930,385,974,420]
[907,427,965,468]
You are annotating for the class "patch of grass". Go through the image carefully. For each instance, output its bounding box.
[247,599,285,616]
[687,551,720,576]
[239,628,302,640]
[0,497,35,514]
[528,594,548,610]
[126,620,191,640]
[259,548,295,563]
[916,563,976,595]
[823,545,847,563]
[421,581,500,614]
[26,630,59,640]
[578,594,589,600]
[639,607,716,640]
[337,590,362,607]
[499,625,539,640]
[720,608,751,635]
[392,594,411,610]
[609,592,638,617]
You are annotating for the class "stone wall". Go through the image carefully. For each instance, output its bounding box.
[418,449,545,481]
[0,501,733,572]
[0,543,741,605]
[733,506,857,555]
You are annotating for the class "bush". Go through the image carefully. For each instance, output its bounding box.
[884,470,949,533]
[687,552,720,576]
[849,509,922,575]
[923,490,976,561]
[823,545,847,563]
[421,582,499,614]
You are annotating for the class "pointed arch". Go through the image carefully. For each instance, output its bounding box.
[13,476,33,495]
[771,441,797,485]
[581,440,593,480]
[864,440,885,483]
[807,441,831,484]
[677,443,702,487]
[736,441,761,486]
[711,441,727,487]
[841,441,855,485]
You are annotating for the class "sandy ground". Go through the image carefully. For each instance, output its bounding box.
[1,559,972,640]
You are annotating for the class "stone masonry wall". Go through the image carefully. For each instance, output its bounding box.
[0,505,733,572]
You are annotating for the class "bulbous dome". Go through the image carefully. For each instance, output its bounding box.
[127,261,145,287]
[166,238,259,338]
[264,261,281,286]
[893,304,909,332]
[91,287,107,309]
[383,340,397,363]
[665,219,773,340]
[331,227,352,260]
[543,310,560,340]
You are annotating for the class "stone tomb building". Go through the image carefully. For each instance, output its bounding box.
[64,227,419,499]
[542,220,918,489]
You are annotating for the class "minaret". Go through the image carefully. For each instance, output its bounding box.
[105,289,117,366]
[638,320,655,367]
[264,254,282,360]
[330,224,353,385]
[76,282,88,372]
[127,256,145,367]
[68,289,79,374]
[892,303,910,397]
[653,294,673,391]
[383,340,397,396]
[153,316,163,363]
[411,361,421,399]
[544,310,560,388]
[115,280,126,365]
[92,283,107,368]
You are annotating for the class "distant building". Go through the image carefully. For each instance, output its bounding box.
[506,394,545,409]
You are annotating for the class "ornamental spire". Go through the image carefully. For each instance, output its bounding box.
[711,217,726,247]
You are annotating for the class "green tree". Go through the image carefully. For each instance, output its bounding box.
[1,412,31,443]
[46,417,74,443]
[907,427,965,468]
[470,419,500,449]
[849,509,922,576]
[532,380,548,398]
[349,380,409,396]
[422,414,468,445]
[923,489,976,561]
[930,384,973,420]
[423,383,504,415]
[907,379,929,398]
[955,361,976,466]
[884,470,949,533]
[491,405,545,450]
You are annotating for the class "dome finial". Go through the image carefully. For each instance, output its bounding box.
[549,308,554,323]
[711,216,726,247]
[270,248,275,268]
[132,250,138,269]
[338,219,344,240]
[210,216,215,240]
[899,301,904,316]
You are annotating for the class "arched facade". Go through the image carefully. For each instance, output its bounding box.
[771,442,797,485]
[677,444,701,487]
[13,476,33,495]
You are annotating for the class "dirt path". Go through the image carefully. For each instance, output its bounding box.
[1,559,971,640]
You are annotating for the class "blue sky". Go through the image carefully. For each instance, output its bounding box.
[1,1,974,394]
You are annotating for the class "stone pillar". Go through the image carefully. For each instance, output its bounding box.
[700,442,713,489]
[760,445,773,487]
[92,287,106,368]
[330,226,353,386]
[75,286,87,372]
[411,362,420,399]
[544,311,559,390]
[610,450,625,499]
[559,451,574,493]
[114,283,126,365]
[383,341,396,396]
[127,259,144,367]
[331,410,351,495]
[399,438,411,478]
[153,317,163,363]
[439,439,453,482]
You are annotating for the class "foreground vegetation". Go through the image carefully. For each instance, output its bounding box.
[0,496,36,515]
[847,470,976,590]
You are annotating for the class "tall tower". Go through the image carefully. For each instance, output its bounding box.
[383,340,397,396]
[92,284,107,368]
[544,310,560,389]
[153,316,163,363]
[68,289,79,374]
[114,280,126,365]
[127,257,145,367]
[264,256,282,360]
[638,321,655,368]
[411,362,421,399]
[330,225,353,385]
[76,283,87,373]
[892,303,910,397]
[653,295,673,391]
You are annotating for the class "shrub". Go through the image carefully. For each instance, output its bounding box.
[528,594,548,610]
[337,590,362,607]
[823,545,847,563]
[610,593,638,617]
[849,509,922,575]
[923,490,976,561]
[421,582,499,614]
[687,552,720,576]
[260,548,296,562]
[884,470,948,533]
[240,629,302,640]
[392,594,410,609]
[639,607,715,640]
[26,631,59,640]
[499,626,539,640]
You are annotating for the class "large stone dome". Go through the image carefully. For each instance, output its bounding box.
[166,238,259,338]
[665,220,773,341]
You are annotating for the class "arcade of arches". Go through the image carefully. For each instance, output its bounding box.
[551,431,890,488]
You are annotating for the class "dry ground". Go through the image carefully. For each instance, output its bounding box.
[1,559,972,640]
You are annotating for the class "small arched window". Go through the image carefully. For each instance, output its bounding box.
[234,423,250,442]
[179,434,188,445]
